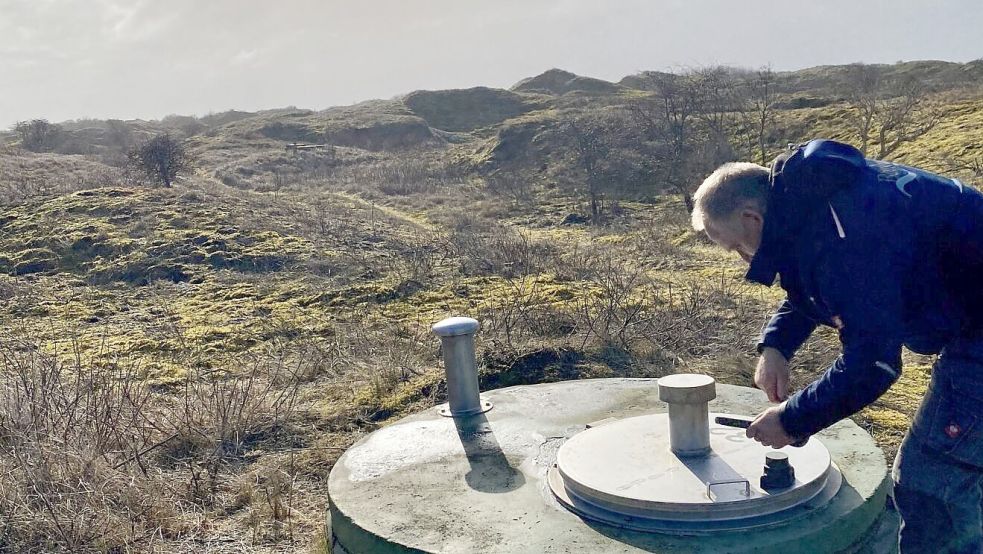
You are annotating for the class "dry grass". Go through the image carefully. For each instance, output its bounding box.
[0,148,130,205]
[0,328,311,553]
[3,69,980,551]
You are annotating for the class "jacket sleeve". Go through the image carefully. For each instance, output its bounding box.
[757,299,818,361]
[779,232,905,439]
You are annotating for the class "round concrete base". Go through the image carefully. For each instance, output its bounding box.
[328,379,898,553]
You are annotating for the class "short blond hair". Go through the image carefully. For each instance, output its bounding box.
[691,162,770,231]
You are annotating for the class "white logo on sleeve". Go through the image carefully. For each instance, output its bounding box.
[895,171,917,198]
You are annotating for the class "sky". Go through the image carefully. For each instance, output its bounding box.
[1,0,981,127]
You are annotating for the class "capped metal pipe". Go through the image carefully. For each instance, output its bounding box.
[432,317,492,417]
[657,374,716,456]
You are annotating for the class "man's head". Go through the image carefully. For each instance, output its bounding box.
[691,162,771,263]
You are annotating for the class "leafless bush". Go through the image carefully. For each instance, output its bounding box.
[0,152,131,205]
[384,230,451,288]
[355,323,432,401]
[484,171,532,204]
[0,336,172,551]
[325,151,465,196]
[645,270,768,363]
[0,329,306,551]
[574,256,656,353]
[477,276,579,355]
[941,154,983,185]
[486,234,770,372]
[127,133,193,188]
[445,211,559,278]
[162,360,301,465]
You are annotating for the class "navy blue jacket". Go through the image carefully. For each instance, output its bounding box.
[747,139,983,438]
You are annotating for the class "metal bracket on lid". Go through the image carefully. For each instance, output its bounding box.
[707,479,751,502]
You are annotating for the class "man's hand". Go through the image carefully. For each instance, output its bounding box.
[755,347,790,403]
[746,404,794,448]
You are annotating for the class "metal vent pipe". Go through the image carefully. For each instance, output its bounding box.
[657,374,716,456]
[432,316,492,417]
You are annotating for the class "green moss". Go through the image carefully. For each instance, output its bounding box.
[0,188,313,285]
[351,370,445,422]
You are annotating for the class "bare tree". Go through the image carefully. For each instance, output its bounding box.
[562,116,610,223]
[13,119,62,152]
[738,66,781,165]
[845,64,881,156]
[127,133,193,187]
[875,76,940,158]
[485,170,532,204]
[845,64,938,158]
[626,73,703,211]
[690,66,740,167]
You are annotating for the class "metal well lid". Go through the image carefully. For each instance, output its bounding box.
[549,412,840,532]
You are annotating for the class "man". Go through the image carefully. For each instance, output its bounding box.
[691,139,983,553]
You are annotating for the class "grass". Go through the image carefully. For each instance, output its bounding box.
[1,62,981,551]
[0,172,928,548]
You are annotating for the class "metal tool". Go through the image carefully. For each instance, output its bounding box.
[714,416,808,447]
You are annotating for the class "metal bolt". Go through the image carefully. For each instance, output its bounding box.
[760,450,796,490]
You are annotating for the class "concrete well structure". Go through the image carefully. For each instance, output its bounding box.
[327,378,899,553]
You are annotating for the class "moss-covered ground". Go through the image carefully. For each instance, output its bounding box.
[2,68,982,551]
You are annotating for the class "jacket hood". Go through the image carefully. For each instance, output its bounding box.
[746,139,866,285]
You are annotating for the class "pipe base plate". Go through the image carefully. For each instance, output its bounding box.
[437,399,493,417]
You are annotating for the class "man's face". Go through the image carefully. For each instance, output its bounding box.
[703,208,764,264]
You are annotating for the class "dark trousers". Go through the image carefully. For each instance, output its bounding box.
[893,338,983,554]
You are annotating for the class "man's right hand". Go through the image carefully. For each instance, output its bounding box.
[755,347,790,403]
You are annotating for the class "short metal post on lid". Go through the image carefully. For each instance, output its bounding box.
[657,374,717,456]
[432,316,492,417]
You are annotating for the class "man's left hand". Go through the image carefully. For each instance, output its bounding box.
[746,404,794,448]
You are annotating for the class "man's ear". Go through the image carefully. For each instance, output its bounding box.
[740,208,764,231]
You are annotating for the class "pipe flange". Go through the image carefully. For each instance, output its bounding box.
[437,400,493,417]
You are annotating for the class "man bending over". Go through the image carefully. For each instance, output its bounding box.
[692,139,983,553]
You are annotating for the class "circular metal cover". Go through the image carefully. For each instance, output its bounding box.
[658,374,716,403]
[432,316,480,337]
[549,413,839,530]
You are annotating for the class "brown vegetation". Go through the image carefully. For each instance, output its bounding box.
[0,59,981,551]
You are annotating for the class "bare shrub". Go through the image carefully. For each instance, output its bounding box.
[352,323,432,401]
[0,151,131,205]
[324,150,465,197]
[941,154,983,185]
[160,359,301,464]
[484,171,532,204]
[128,134,193,188]
[445,211,559,278]
[0,336,172,551]
[0,329,306,551]
[384,229,451,288]
[13,119,62,153]
[477,276,579,356]
[573,256,656,354]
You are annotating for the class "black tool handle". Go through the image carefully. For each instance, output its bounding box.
[714,416,751,429]
[714,416,808,447]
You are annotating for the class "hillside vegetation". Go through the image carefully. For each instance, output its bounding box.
[0,60,981,552]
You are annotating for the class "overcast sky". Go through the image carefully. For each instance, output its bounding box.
[1,0,981,127]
